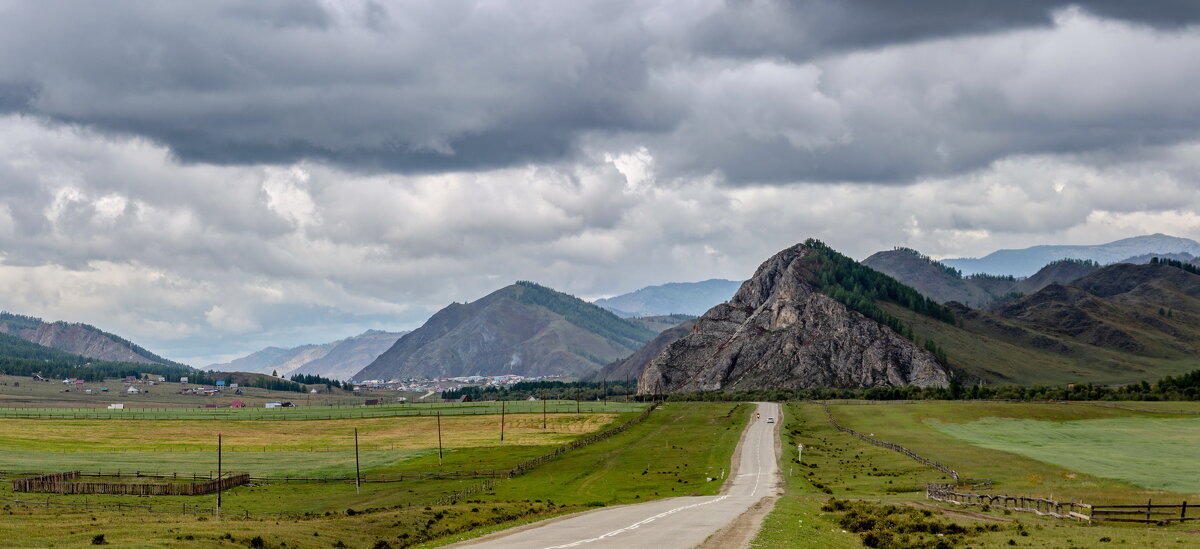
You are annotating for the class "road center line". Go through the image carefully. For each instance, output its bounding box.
[541,495,732,549]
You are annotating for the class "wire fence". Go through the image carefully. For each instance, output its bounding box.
[821,402,961,481]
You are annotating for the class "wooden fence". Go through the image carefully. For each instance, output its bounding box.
[822,402,960,481]
[430,479,497,507]
[927,483,1091,521]
[11,471,249,496]
[1091,500,1198,524]
[927,484,1197,525]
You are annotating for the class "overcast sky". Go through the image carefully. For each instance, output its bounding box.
[2,1,1200,365]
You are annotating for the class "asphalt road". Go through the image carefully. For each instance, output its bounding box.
[456,402,782,549]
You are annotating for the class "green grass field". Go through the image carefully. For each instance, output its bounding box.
[0,412,623,475]
[930,416,1200,493]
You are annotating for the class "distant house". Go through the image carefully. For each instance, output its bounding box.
[230,400,246,408]
[451,395,473,403]
[364,399,379,406]
[107,403,124,410]
[74,379,85,386]
[265,402,282,408]
[216,380,226,387]
[526,396,538,401]
[180,377,189,384]
[126,386,139,394]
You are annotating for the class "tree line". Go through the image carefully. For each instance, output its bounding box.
[442,380,638,401]
[633,368,1200,402]
[289,373,349,390]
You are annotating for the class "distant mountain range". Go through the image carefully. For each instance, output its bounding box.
[0,311,182,366]
[208,329,407,380]
[940,233,1200,277]
[355,281,658,381]
[862,249,1100,309]
[593,279,741,317]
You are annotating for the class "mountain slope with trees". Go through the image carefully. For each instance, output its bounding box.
[0,312,184,366]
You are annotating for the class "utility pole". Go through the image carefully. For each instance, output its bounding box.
[542,398,547,429]
[500,400,506,441]
[354,428,361,495]
[437,411,444,465]
[216,433,222,518]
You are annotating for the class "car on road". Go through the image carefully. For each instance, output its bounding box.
[766,417,774,423]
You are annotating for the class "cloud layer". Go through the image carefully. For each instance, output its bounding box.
[1,1,1199,363]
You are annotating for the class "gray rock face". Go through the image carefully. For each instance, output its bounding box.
[638,243,950,393]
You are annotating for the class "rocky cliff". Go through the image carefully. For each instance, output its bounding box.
[638,243,950,393]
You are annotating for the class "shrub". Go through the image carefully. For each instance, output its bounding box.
[91,534,107,545]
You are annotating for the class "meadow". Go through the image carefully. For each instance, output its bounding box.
[930,416,1200,493]
[0,401,751,548]
[752,402,1200,549]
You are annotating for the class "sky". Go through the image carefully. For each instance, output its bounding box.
[2,1,1200,365]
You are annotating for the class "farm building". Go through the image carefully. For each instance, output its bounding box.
[126,386,139,394]
[265,402,282,408]
[230,400,245,408]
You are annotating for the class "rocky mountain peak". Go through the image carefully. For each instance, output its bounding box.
[638,242,950,393]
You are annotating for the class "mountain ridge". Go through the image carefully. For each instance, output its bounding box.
[0,311,183,367]
[593,279,741,318]
[940,233,1200,277]
[357,282,656,380]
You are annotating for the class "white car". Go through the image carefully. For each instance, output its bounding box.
[766,417,775,423]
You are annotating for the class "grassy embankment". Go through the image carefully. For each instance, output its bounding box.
[0,402,750,548]
[751,402,1199,549]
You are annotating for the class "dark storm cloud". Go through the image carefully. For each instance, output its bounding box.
[1,0,1199,182]
[688,1,1200,61]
